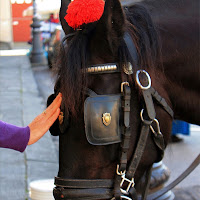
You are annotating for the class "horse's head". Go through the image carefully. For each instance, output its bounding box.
[52,0,173,199]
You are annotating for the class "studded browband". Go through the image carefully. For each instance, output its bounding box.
[85,62,133,75]
[86,64,119,73]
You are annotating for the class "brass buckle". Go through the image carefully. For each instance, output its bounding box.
[116,165,135,196]
[121,82,130,93]
[120,174,135,195]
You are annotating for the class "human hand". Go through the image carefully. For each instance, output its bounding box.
[28,93,62,145]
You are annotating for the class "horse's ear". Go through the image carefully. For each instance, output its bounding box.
[97,0,125,51]
[59,0,74,34]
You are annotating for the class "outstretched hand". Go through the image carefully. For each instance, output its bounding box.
[28,93,62,145]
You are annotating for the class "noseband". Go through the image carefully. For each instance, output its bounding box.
[53,31,198,200]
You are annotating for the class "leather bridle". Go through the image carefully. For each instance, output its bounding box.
[53,31,200,200]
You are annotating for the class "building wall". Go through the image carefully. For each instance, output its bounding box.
[0,0,13,46]
[11,0,32,42]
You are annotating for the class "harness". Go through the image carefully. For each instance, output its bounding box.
[52,32,200,200]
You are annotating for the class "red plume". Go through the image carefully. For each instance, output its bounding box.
[64,0,105,29]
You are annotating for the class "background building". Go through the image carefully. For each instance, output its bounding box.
[12,0,33,42]
[0,0,60,49]
[0,0,33,48]
[0,0,13,48]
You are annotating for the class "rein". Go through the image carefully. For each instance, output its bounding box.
[53,31,200,200]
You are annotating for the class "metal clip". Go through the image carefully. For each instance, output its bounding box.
[121,82,130,93]
[116,164,126,176]
[150,118,162,136]
[140,109,153,125]
[136,70,151,90]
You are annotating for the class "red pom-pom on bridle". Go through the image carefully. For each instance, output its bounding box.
[64,0,105,29]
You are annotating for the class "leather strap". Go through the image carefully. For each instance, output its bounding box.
[84,88,97,97]
[114,84,131,198]
[55,177,114,189]
[53,187,113,199]
[120,84,131,171]
[150,87,174,118]
[123,31,138,69]
[114,175,123,200]
[61,32,76,49]
[142,88,156,121]
[54,177,114,199]
[127,123,151,179]
[141,165,153,200]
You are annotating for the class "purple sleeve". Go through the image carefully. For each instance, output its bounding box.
[0,121,30,152]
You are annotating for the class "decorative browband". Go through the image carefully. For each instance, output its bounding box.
[85,63,133,74]
[86,64,119,74]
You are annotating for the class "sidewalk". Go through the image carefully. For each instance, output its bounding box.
[164,125,200,199]
[0,51,58,199]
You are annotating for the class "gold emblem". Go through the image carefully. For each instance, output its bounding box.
[123,62,133,75]
[59,111,64,125]
[102,113,111,126]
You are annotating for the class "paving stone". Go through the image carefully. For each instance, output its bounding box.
[173,186,200,200]
[27,160,58,186]
[0,149,27,200]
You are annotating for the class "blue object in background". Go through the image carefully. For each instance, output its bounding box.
[172,120,190,136]
[27,47,48,58]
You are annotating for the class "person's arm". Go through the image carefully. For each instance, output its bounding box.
[0,121,30,152]
[0,93,62,152]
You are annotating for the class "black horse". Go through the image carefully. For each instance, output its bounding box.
[48,0,200,199]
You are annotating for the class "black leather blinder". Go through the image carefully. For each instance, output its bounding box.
[84,94,122,145]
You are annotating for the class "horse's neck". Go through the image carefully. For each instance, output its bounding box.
[164,66,200,125]
[161,30,200,125]
[144,0,200,125]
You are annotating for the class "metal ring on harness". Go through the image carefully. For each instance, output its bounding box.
[140,109,153,125]
[136,70,151,90]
